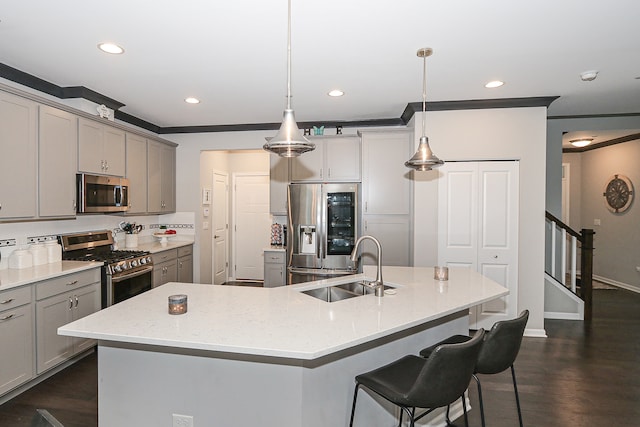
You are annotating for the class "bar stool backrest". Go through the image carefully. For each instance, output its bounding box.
[476,310,529,375]
[409,328,485,409]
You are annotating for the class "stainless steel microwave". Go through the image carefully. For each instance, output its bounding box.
[77,174,129,213]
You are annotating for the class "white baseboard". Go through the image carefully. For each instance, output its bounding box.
[544,311,582,320]
[524,328,547,338]
[593,275,640,294]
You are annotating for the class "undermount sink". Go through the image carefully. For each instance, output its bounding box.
[301,281,395,303]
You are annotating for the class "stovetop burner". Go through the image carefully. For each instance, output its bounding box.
[63,249,150,263]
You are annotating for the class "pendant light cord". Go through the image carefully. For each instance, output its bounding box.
[421,53,426,138]
[286,0,292,110]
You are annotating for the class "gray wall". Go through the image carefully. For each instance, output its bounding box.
[578,140,640,290]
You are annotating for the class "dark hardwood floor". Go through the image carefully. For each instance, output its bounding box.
[1,288,639,426]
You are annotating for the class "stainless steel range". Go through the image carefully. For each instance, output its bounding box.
[60,230,153,308]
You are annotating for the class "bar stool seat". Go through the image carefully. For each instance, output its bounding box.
[349,329,485,427]
[419,310,529,427]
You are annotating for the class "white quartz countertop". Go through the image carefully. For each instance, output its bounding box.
[59,266,508,360]
[0,261,103,291]
[128,238,193,254]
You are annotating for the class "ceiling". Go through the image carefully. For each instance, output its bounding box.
[1,0,639,130]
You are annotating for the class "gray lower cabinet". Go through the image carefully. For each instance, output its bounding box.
[177,246,193,283]
[152,249,178,287]
[0,286,34,396]
[263,250,286,287]
[35,269,101,374]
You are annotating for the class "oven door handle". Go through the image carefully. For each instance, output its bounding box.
[111,265,154,283]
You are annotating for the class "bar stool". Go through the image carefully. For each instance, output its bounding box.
[419,310,529,427]
[349,329,485,427]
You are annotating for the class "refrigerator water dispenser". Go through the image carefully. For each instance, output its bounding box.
[300,226,316,254]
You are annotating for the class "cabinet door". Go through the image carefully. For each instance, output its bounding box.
[153,260,178,287]
[0,304,34,395]
[78,118,104,174]
[264,263,285,287]
[161,144,176,212]
[39,105,78,217]
[126,133,148,214]
[290,142,324,181]
[0,91,37,220]
[325,137,361,181]
[178,255,193,283]
[36,292,74,374]
[362,132,412,215]
[362,215,411,267]
[269,154,289,215]
[71,283,100,354]
[103,126,126,176]
[147,141,163,212]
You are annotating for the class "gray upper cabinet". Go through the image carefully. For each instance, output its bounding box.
[361,131,412,215]
[269,154,289,215]
[148,140,176,213]
[78,117,126,176]
[0,91,38,220]
[39,105,78,218]
[290,136,361,182]
[125,133,148,214]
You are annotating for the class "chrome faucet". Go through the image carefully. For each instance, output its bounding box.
[350,235,384,297]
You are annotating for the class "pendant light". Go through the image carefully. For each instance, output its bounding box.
[405,48,444,171]
[263,0,315,158]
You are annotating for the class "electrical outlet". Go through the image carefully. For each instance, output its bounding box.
[0,239,17,247]
[172,414,194,427]
[636,266,640,273]
[593,218,601,226]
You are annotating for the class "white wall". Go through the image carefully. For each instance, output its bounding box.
[412,107,548,335]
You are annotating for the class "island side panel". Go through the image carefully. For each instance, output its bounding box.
[97,312,468,427]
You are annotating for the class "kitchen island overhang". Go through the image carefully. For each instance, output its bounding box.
[59,266,508,427]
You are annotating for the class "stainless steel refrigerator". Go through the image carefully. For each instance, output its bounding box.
[287,183,360,284]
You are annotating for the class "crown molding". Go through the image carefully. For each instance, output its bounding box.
[0,62,560,135]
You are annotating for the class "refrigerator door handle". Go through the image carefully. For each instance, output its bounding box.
[320,188,327,260]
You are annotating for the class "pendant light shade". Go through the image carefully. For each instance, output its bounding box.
[405,47,444,171]
[264,0,315,158]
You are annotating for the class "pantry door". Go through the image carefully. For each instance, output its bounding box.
[233,173,271,280]
[438,161,519,330]
[212,171,229,285]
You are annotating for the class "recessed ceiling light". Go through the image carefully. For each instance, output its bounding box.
[184,97,200,104]
[485,80,504,88]
[98,43,124,54]
[328,89,344,97]
[570,138,593,147]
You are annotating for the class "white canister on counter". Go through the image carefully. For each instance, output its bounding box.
[9,248,33,269]
[45,240,62,263]
[29,243,48,266]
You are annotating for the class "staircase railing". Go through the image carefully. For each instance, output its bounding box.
[545,211,595,320]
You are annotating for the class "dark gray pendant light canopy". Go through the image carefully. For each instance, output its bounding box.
[405,47,444,171]
[263,0,315,158]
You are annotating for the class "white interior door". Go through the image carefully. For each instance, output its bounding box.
[233,174,271,280]
[438,161,519,330]
[212,171,229,285]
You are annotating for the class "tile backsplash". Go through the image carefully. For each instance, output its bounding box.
[0,212,195,270]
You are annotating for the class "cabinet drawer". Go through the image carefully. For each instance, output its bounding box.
[35,268,101,301]
[152,249,177,264]
[177,245,193,258]
[0,286,32,313]
[264,251,285,264]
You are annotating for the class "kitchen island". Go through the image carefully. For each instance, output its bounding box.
[59,266,507,427]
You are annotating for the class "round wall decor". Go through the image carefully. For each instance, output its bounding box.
[603,174,634,213]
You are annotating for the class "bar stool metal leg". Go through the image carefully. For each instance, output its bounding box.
[511,365,524,427]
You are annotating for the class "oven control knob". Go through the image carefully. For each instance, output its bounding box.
[132,260,139,267]
[122,262,129,270]
[146,256,153,264]
[140,257,147,265]
[113,265,122,273]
